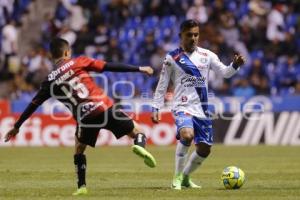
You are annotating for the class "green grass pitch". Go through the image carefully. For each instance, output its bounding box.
[0,145,299,200]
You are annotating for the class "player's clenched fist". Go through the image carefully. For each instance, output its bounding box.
[233,54,246,68]
[139,66,154,75]
[151,109,161,123]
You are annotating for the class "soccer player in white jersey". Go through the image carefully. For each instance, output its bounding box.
[152,19,245,190]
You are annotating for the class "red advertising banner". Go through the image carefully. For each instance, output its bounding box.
[0,100,10,116]
[1,112,299,146]
[0,113,177,147]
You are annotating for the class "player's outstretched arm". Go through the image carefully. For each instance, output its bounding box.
[210,53,246,78]
[4,101,41,142]
[103,62,153,75]
[152,55,173,123]
[4,83,50,142]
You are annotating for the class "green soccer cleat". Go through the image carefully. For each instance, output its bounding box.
[171,173,183,190]
[72,186,88,196]
[181,175,202,189]
[132,145,157,168]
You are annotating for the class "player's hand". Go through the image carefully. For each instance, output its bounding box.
[139,66,154,76]
[232,54,246,68]
[4,128,19,142]
[151,110,161,123]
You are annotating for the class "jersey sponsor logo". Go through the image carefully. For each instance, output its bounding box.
[197,65,208,69]
[179,58,186,64]
[181,75,206,88]
[80,101,104,119]
[48,60,75,81]
[81,102,96,113]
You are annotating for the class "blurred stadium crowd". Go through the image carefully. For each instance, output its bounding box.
[0,0,300,101]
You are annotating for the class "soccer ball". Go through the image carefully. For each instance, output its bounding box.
[221,166,245,189]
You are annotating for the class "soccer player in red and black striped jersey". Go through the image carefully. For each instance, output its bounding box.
[4,38,157,195]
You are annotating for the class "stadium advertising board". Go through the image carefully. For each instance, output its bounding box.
[0,112,299,146]
[10,95,300,113]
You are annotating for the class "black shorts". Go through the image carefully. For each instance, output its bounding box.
[75,107,134,147]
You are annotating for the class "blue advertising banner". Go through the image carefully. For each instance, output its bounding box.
[9,95,300,114]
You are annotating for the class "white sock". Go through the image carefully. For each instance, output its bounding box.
[175,141,190,175]
[183,151,206,176]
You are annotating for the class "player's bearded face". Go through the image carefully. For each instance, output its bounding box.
[181,27,199,53]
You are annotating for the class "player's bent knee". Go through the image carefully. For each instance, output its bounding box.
[201,149,211,157]
[196,144,211,158]
[196,149,210,158]
[180,130,194,143]
[183,137,193,145]
[181,135,193,143]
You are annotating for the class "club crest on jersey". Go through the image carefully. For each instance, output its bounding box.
[181,96,188,102]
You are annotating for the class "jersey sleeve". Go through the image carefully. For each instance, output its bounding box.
[76,56,106,72]
[32,80,51,105]
[14,80,51,128]
[209,52,238,78]
[152,54,173,110]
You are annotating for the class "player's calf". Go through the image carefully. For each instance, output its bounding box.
[74,153,87,189]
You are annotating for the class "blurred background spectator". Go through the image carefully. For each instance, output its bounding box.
[0,0,300,102]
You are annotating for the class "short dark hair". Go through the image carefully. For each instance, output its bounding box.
[180,19,200,33]
[49,38,70,59]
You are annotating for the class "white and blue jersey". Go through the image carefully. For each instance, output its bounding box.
[153,46,238,145]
